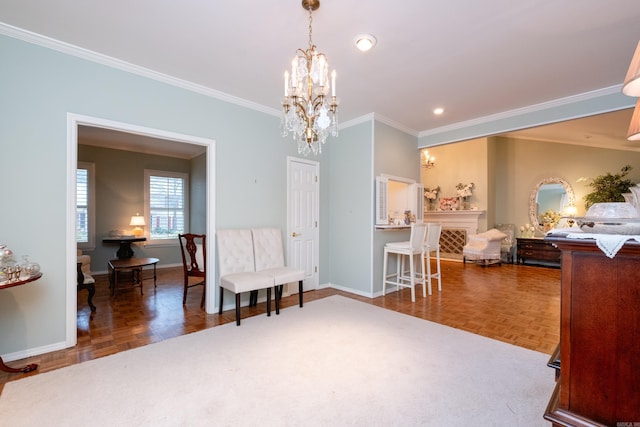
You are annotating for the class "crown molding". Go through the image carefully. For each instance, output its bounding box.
[339,113,419,137]
[3,22,624,143]
[418,85,625,139]
[0,22,281,118]
[372,113,419,136]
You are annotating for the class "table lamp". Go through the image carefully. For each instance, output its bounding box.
[563,205,577,227]
[130,213,146,237]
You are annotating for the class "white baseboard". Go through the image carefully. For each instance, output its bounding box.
[2,341,68,363]
[323,283,374,298]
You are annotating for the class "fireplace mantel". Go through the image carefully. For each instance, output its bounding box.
[424,210,486,260]
[424,210,485,235]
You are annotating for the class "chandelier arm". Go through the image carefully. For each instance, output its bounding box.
[310,95,326,111]
[292,99,310,118]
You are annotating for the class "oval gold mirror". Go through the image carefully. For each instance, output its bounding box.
[529,177,575,233]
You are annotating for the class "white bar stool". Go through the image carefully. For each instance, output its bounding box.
[382,223,427,302]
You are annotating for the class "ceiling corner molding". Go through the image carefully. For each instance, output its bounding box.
[339,113,419,137]
[0,22,281,119]
[339,113,375,130]
[371,113,419,137]
[418,84,628,141]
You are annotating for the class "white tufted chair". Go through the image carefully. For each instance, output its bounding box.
[216,229,273,325]
[251,228,305,312]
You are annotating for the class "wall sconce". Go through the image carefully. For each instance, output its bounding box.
[422,150,436,170]
[129,213,146,237]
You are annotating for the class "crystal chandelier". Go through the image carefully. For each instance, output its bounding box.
[281,0,339,156]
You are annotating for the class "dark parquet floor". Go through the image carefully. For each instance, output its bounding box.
[0,260,560,392]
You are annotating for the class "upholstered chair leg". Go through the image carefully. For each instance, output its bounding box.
[219,287,224,315]
[275,286,280,315]
[298,280,303,307]
[267,287,271,316]
[235,293,241,326]
[249,290,258,306]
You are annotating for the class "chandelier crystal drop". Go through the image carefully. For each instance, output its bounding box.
[281,0,339,156]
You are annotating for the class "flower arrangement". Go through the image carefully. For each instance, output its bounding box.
[519,224,536,238]
[424,186,440,200]
[439,197,459,211]
[540,209,561,229]
[456,182,474,199]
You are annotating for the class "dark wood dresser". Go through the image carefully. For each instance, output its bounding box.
[516,237,561,266]
[543,236,640,426]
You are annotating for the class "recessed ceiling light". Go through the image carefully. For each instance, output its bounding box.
[354,34,377,52]
[433,107,444,115]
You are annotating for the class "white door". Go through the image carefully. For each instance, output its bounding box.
[287,157,319,291]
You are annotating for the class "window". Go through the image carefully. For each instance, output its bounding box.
[375,175,423,226]
[145,169,189,244]
[77,162,95,250]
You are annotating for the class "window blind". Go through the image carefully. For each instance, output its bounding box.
[76,168,89,243]
[149,175,185,239]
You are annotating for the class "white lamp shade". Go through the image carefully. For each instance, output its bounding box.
[129,215,146,226]
[628,99,640,141]
[623,41,640,96]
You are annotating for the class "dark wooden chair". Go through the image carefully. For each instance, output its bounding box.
[77,262,96,311]
[178,233,206,308]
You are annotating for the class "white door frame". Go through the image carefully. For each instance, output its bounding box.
[286,156,319,291]
[66,113,216,347]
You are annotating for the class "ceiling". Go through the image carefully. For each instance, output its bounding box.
[2,0,639,154]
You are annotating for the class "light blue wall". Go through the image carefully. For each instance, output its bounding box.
[0,34,309,357]
[372,122,421,296]
[327,121,373,294]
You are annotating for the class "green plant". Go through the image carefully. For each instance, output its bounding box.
[583,165,634,209]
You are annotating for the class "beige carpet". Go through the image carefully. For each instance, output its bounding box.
[0,296,554,426]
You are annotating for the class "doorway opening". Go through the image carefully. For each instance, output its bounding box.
[66,113,216,348]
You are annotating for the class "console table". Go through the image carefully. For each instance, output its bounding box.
[543,236,640,426]
[516,237,561,267]
[103,237,146,259]
[0,273,42,373]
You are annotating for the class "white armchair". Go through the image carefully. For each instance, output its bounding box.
[462,228,507,266]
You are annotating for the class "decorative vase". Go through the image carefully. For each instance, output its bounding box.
[458,197,468,210]
[427,200,435,211]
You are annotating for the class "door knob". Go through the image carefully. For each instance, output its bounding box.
[292,232,301,237]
